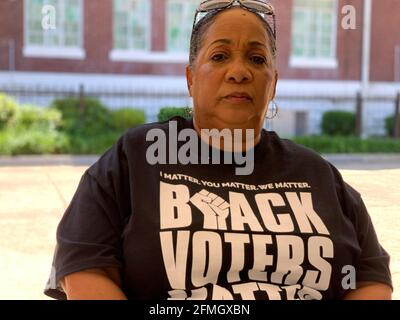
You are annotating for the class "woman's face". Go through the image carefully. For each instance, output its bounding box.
[186,7,278,135]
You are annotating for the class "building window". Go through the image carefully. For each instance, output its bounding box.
[24,0,84,58]
[166,0,197,53]
[110,0,188,62]
[113,0,150,51]
[290,0,338,68]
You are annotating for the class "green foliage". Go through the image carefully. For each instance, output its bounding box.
[0,96,126,155]
[10,104,62,131]
[48,97,125,154]
[0,93,18,130]
[1,93,399,156]
[0,128,70,155]
[158,107,191,122]
[111,108,146,131]
[385,115,395,137]
[0,131,11,155]
[294,135,400,154]
[51,97,113,135]
[0,102,68,155]
[66,132,121,154]
[321,111,356,136]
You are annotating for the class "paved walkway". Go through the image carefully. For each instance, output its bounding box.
[0,156,399,300]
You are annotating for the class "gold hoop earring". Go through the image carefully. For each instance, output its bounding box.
[266,100,278,119]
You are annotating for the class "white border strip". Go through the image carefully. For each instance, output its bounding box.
[109,49,188,63]
[289,57,339,69]
[23,46,86,60]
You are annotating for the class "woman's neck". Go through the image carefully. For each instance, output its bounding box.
[192,118,261,152]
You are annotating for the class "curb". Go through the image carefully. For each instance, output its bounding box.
[0,154,399,168]
[0,155,99,167]
[322,154,400,169]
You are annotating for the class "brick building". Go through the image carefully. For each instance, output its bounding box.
[0,0,399,135]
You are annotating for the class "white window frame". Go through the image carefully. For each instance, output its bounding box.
[23,0,85,59]
[110,0,192,63]
[290,0,338,69]
[109,50,188,63]
[110,0,164,62]
[165,0,197,54]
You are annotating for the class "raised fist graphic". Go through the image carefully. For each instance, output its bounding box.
[190,189,230,230]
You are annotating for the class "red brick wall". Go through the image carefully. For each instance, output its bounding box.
[0,0,185,75]
[152,0,166,51]
[272,0,363,81]
[370,0,400,82]
[0,0,23,71]
[337,0,363,81]
[0,0,397,82]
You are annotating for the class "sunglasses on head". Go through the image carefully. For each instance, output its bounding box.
[192,0,276,39]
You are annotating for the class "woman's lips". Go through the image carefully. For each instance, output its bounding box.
[223,96,252,104]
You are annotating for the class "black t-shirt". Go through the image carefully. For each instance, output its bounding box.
[44,116,392,300]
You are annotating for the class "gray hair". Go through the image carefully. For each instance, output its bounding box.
[189,8,277,68]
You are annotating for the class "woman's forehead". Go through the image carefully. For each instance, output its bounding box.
[203,8,269,44]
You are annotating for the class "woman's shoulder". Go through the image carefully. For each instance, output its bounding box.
[265,130,330,167]
[265,131,363,208]
[122,116,182,141]
[86,118,180,179]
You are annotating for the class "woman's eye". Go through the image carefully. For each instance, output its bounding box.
[251,56,267,65]
[211,54,227,62]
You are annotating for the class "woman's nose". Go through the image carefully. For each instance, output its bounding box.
[225,58,252,83]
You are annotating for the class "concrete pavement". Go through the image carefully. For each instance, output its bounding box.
[0,155,399,300]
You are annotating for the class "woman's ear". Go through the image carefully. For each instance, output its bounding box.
[271,70,278,100]
[186,65,193,97]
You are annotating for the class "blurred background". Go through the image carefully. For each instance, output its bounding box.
[0,0,399,300]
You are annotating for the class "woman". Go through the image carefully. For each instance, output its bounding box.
[44,1,392,300]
